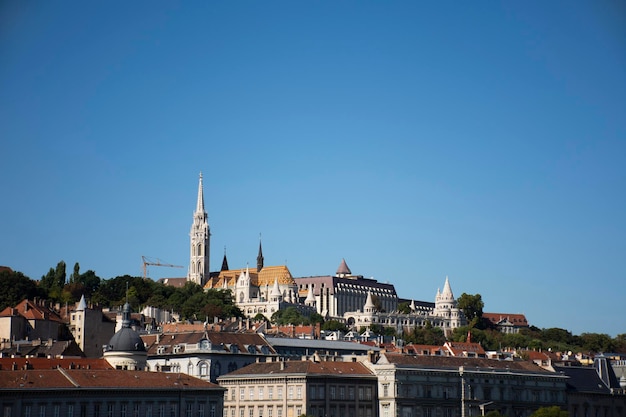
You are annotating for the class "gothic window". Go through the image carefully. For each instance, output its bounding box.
[197,243,202,256]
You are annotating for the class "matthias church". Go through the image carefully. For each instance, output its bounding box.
[185,174,466,335]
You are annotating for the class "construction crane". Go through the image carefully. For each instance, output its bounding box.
[141,256,184,279]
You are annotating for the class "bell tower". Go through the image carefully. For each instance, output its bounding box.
[188,173,210,286]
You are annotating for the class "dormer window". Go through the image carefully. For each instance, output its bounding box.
[229,344,239,353]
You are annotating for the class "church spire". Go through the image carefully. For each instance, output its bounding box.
[188,173,210,287]
[257,234,264,272]
[221,246,229,271]
[196,172,205,214]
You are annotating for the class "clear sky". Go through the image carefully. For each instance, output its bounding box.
[1,1,624,337]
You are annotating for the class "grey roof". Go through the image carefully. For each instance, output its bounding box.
[267,337,379,352]
[554,365,611,393]
[107,328,146,352]
[107,302,146,352]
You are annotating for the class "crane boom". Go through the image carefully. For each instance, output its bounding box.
[142,256,184,278]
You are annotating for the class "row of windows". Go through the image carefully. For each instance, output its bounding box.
[231,385,298,401]
[226,406,290,417]
[4,401,216,417]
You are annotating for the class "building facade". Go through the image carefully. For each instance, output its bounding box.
[0,365,225,417]
[365,353,568,417]
[218,359,379,417]
[69,295,115,358]
[141,329,278,382]
[204,263,315,320]
[294,259,398,319]
[343,277,466,336]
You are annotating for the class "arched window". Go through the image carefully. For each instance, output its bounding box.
[199,361,209,377]
[187,362,194,376]
[197,243,202,256]
[197,261,202,274]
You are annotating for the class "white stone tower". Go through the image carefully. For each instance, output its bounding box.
[188,173,210,286]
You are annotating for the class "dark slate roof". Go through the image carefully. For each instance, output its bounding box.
[108,328,146,352]
[554,365,611,393]
[381,353,555,375]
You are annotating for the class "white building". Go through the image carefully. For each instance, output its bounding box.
[343,277,466,336]
[188,173,210,287]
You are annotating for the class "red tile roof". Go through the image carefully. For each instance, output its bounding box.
[220,360,374,377]
[483,313,529,327]
[0,299,64,323]
[0,369,223,390]
[0,357,113,371]
[443,341,486,356]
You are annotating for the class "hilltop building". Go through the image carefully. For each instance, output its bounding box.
[343,277,466,336]
[294,259,398,319]
[482,312,529,333]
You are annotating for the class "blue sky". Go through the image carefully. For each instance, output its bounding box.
[1,1,624,337]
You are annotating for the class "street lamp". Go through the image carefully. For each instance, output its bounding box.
[459,366,465,417]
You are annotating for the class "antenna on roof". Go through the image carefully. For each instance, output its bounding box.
[126,282,129,305]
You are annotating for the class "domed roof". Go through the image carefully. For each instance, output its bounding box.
[106,303,145,352]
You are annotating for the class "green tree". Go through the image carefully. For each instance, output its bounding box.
[398,301,411,314]
[529,406,568,417]
[69,262,80,284]
[0,269,42,310]
[457,293,484,324]
[322,320,348,333]
[404,325,446,346]
[579,333,615,353]
[272,307,306,325]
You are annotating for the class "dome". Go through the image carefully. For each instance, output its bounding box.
[107,327,146,352]
[106,302,145,352]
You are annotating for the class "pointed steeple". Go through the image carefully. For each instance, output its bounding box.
[221,246,229,271]
[77,294,87,311]
[196,172,205,214]
[305,285,316,306]
[442,276,454,299]
[188,173,210,286]
[270,277,281,298]
[257,234,264,272]
[364,291,376,313]
[336,258,351,276]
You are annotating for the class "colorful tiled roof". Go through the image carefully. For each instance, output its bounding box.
[206,265,294,289]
